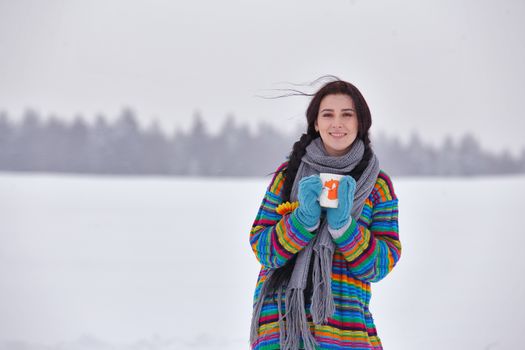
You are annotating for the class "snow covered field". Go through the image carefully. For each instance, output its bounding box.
[1,172,524,350]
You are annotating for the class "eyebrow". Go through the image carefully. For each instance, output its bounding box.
[320,108,355,113]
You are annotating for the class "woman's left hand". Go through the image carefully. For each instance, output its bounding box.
[326,176,357,230]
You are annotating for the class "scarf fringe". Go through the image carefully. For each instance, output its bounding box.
[282,287,317,350]
[311,246,335,325]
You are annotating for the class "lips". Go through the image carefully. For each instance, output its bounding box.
[329,132,347,138]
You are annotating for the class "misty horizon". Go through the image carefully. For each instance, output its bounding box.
[1,107,524,177]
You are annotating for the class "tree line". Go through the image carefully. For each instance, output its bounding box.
[0,108,524,177]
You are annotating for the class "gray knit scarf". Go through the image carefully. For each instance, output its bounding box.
[250,137,380,350]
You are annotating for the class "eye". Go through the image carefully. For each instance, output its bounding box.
[343,113,353,117]
[322,113,333,118]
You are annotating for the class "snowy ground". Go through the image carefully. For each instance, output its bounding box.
[1,171,524,350]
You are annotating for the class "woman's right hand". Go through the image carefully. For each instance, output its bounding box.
[292,174,323,228]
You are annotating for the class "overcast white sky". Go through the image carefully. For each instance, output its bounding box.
[0,0,524,156]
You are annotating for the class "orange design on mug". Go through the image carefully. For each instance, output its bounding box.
[324,179,339,200]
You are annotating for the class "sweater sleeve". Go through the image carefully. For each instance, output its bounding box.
[249,162,317,269]
[332,171,402,283]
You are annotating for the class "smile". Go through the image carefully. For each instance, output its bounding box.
[329,132,347,138]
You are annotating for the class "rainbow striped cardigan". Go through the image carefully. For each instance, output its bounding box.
[249,161,402,350]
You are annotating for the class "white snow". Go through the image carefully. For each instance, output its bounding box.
[1,172,524,350]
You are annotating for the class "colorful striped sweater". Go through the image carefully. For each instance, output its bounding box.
[249,161,401,350]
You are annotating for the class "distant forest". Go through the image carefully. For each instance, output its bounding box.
[0,108,524,177]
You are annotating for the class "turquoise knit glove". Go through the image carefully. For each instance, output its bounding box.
[326,176,357,230]
[292,175,323,228]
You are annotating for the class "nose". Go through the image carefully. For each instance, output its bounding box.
[333,116,343,127]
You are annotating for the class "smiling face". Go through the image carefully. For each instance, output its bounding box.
[314,94,359,156]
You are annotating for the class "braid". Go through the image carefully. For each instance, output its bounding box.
[281,132,315,202]
[265,132,315,295]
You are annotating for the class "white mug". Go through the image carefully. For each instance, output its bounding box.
[319,173,343,208]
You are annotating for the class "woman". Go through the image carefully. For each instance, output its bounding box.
[249,78,402,350]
